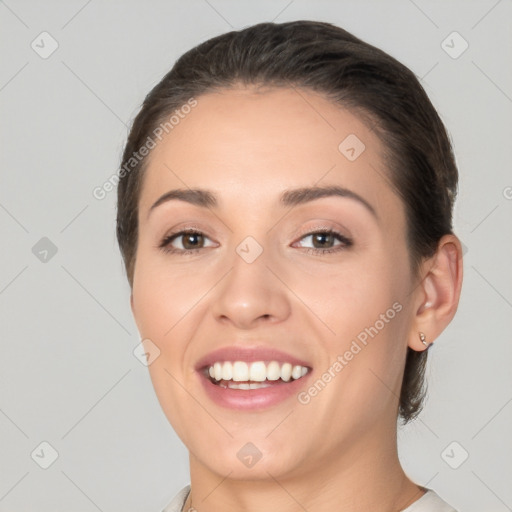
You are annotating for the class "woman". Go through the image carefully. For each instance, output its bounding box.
[116,20,463,512]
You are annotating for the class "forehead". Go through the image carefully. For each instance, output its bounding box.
[138,86,401,220]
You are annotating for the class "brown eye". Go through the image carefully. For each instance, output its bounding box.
[311,232,336,249]
[159,230,215,254]
[295,229,353,255]
[181,232,204,250]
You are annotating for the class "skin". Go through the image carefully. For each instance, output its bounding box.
[130,85,463,512]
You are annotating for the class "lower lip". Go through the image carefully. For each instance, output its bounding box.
[198,372,311,410]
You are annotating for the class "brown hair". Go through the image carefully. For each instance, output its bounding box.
[116,20,458,424]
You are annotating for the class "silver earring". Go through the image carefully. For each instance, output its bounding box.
[419,332,428,347]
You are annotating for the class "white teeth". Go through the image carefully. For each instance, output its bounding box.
[221,361,233,380]
[219,381,273,390]
[206,360,310,384]
[249,361,267,382]
[214,362,222,381]
[232,361,249,381]
[266,361,281,380]
[291,365,303,380]
[281,362,292,382]
[249,382,270,389]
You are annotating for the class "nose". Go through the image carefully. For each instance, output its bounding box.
[210,245,291,330]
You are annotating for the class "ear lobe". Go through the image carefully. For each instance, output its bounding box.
[408,234,463,351]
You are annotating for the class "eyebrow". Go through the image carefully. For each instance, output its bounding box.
[147,185,378,220]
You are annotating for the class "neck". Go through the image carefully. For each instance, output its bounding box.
[184,419,425,512]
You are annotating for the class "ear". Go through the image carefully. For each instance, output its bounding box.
[408,234,463,351]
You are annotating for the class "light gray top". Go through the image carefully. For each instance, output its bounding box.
[162,485,458,511]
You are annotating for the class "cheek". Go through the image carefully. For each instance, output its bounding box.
[288,252,405,340]
[295,249,410,387]
[131,253,220,384]
[131,258,206,440]
[132,254,203,339]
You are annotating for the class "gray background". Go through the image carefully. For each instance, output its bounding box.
[1,0,511,511]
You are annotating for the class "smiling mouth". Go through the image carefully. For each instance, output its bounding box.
[203,360,311,389]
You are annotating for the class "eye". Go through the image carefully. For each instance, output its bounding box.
[158,229,216,254]
[294,229,353,254]
[158,228,352,256]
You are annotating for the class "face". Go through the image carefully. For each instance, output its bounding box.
[130,86,419,480]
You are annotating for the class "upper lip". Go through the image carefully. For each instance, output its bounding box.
[194,346,312,371]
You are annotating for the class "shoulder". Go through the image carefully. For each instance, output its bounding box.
[403,488,458,512]
[161,484,191,512]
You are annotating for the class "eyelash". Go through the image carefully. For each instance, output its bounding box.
[157,228,353,256]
